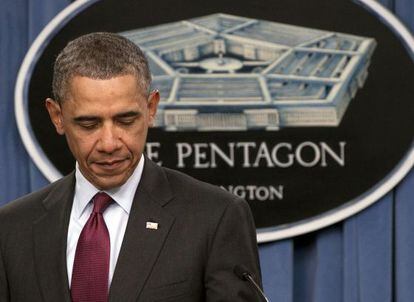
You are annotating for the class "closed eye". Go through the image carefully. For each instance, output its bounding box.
[116,117,137,125]
[115,111,140,126]
[78,121,99,129]
[73,116,100,130]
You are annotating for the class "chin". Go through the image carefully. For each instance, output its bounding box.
[92,175,128,190]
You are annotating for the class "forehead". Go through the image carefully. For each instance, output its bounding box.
[69,74,143,94]
[62,75,147,112]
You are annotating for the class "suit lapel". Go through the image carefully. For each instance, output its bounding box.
[109,159,175,302]
[32,173,75,302]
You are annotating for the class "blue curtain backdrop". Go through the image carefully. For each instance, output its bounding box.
[0,0,413,301]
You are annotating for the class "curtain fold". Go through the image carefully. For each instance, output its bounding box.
[0,1,413,301]
[0,0,31,205]
[395,168,414,302]
[259,240,294,302]
[352,193,393,301]
[312,226,343,301]
[343,216,360,302]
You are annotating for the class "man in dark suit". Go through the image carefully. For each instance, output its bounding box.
[0,32,262,301]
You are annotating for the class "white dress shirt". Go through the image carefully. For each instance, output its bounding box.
[66,155,144,287]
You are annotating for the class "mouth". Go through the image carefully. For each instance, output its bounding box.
[93,159,128,170]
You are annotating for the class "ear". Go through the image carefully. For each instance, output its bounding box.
[147,90,160,127]
[45,98,65,135]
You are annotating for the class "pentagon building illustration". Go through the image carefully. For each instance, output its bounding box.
[121,14,376,131]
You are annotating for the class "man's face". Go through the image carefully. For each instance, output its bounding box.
[46,74,159,190]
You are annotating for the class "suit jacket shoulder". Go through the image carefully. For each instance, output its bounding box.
[0,173,75,302]
[163,165,243,209]
[0,172,75,231]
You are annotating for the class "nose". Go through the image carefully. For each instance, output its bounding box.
[97,124,121,154]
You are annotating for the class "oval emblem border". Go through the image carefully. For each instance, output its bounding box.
[14,0,414,242]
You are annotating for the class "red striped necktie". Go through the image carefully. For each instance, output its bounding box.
[71,192,113,302]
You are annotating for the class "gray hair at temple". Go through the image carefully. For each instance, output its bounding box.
[52,32,151,102]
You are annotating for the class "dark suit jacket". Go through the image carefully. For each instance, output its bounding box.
[0,159,262,301]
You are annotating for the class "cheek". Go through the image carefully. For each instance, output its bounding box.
[122,128,148,153]
[66,133,96,159]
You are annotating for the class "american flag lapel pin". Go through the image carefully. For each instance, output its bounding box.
[146,221,158,230]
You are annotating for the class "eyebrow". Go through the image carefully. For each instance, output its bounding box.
[114,111,141,119]
[72,111,141,122]
[73,115,99,122]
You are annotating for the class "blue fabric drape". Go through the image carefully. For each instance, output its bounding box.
[395,168,414,302]
[1,0,31,203]
[0,0,413,301]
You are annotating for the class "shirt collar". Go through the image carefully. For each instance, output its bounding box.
[73,155,145,219]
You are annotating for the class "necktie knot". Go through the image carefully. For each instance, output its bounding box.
[92,192,112,214]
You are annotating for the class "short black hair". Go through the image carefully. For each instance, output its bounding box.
[52,32,151,102]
